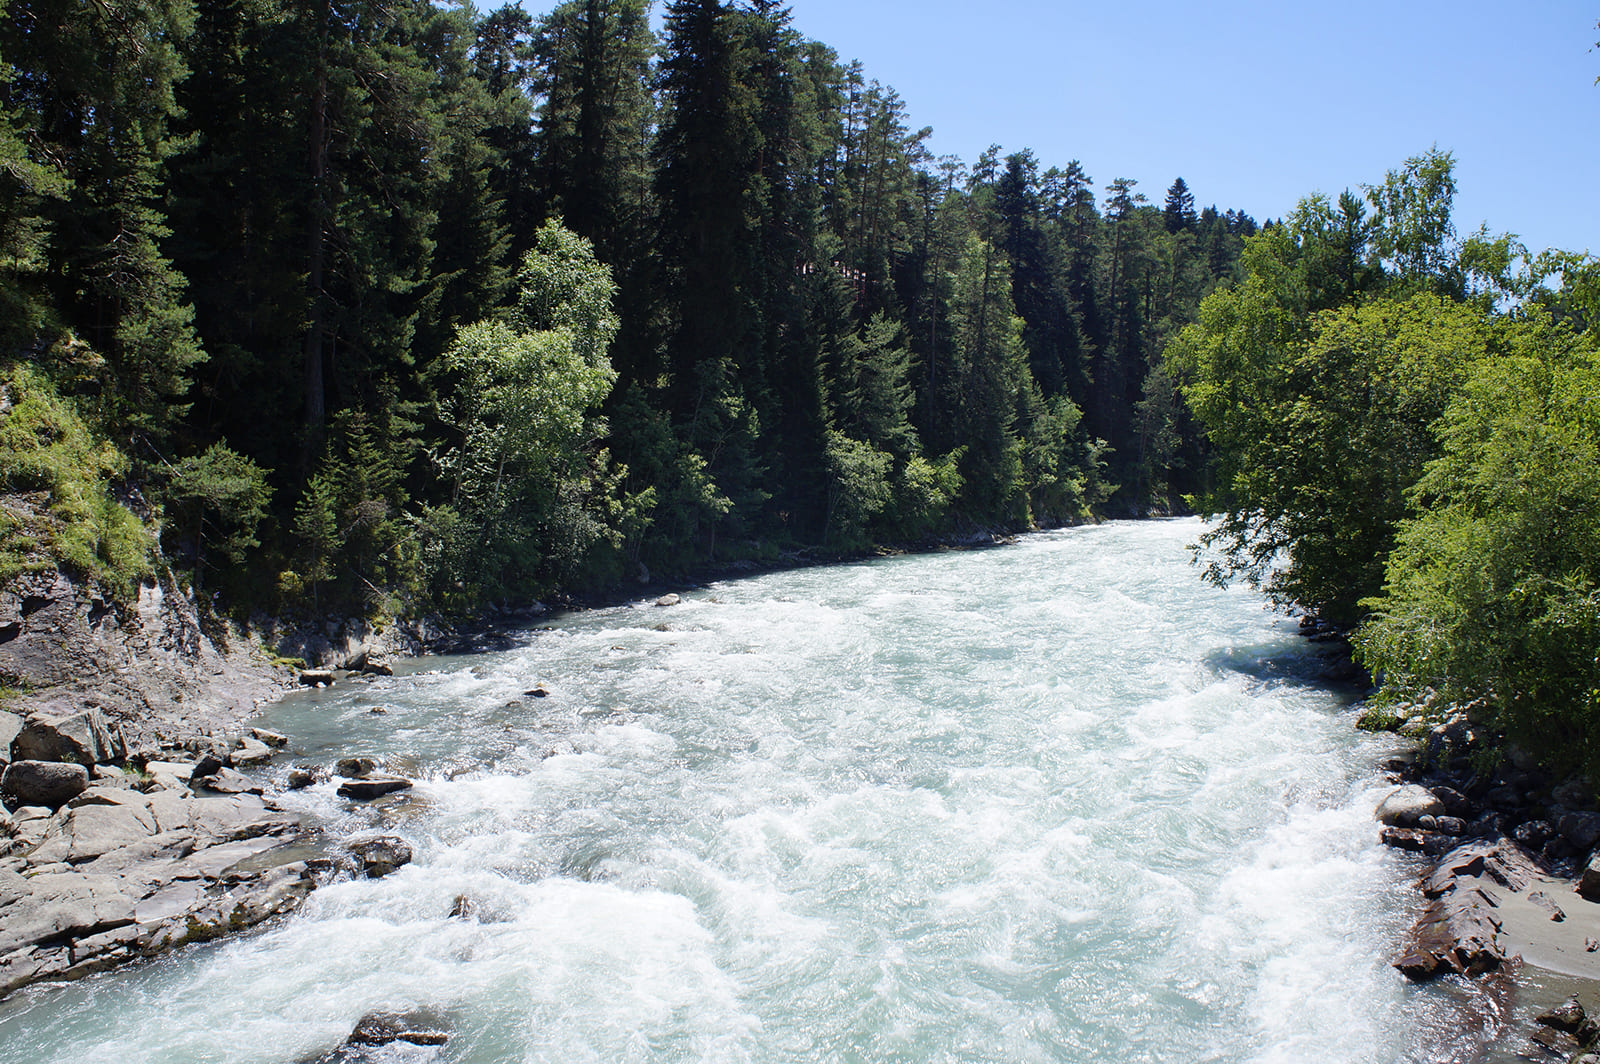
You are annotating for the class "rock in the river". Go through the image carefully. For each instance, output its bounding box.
[11,707,124,766]
[349,836,412,878]
[299,669,337,687]
[286,769,316,790]
[348,1009,449,1046]
[1,760,90,807]
[1394,838,1545,981]
[336,776,412,801]
[1536,994,1587,1033]
[1375,784,1446,827]
[249,728,289,749]
[335,757,378,779]
[654,594,680,607]
[1527,1025,1583,1059]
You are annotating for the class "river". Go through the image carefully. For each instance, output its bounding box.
[0,519,1491,1062]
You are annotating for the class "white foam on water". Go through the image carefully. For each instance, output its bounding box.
[0,521,1447,1063]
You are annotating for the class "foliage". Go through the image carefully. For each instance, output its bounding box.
[1356,320,1600,775]
[0,364,151,598]
[162,444,272,591]
[1169,289,1490,622]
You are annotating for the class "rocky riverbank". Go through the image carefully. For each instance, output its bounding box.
[1362,679,1600,1060]
[0,562,442,1002]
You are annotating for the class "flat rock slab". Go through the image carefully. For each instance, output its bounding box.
[0,785,314,1001]
[336,777,412,801]
[1397,838,1600,982]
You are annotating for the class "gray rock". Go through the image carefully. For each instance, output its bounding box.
[0,712,21,763]
[1375,784,1446,826]
[299,669,337,687]
[11,708,124,766]
[654,594,681,607]
[230,738,273,767]
[0,871,138,956]
[349,836,413,878]
[193,768,264,796]
[286,769,316,790]
[249,728,288,748]
[336,777,412,801]
[1,760,90,808]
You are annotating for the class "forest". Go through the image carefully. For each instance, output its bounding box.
[1,2,1597,774]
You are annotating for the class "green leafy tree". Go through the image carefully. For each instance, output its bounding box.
[164,443,272,593]
[1357,318,1600,774]
[1168,289,1490,622]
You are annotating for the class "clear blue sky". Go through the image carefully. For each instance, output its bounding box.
[521,1,1600,258]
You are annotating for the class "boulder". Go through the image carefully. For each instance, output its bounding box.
[1578,852,1600,902]
[335,757,378,779]
[1427,785,1473,819]
[250,728,289,749]
[230,738,274,767]
[1,760,90,808]
[1375,784,1446,827]
[188,753,226,781]
[1536,995,1587,1033]
[299,669,337,687]
[286,769,316,790]
[654,594,681,607]
[359,659,393,677]
[347,1009,448,1046]
[349,836,413,878]
[336,776,411,801]
[1560,812,1600,851]
[11,708,124,766]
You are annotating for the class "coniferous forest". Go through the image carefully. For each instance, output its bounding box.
[3,2,1599,776]
[0,0,1256,612]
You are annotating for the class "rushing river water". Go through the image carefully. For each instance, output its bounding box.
[2,519,1495,1062]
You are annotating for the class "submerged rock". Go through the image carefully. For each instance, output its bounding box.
[349,836,412,878]
[348,1009,449,1046]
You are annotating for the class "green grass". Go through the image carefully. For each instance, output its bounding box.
[0,364,153,600]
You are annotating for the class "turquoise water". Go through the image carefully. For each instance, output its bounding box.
[0,520,1464,1062]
